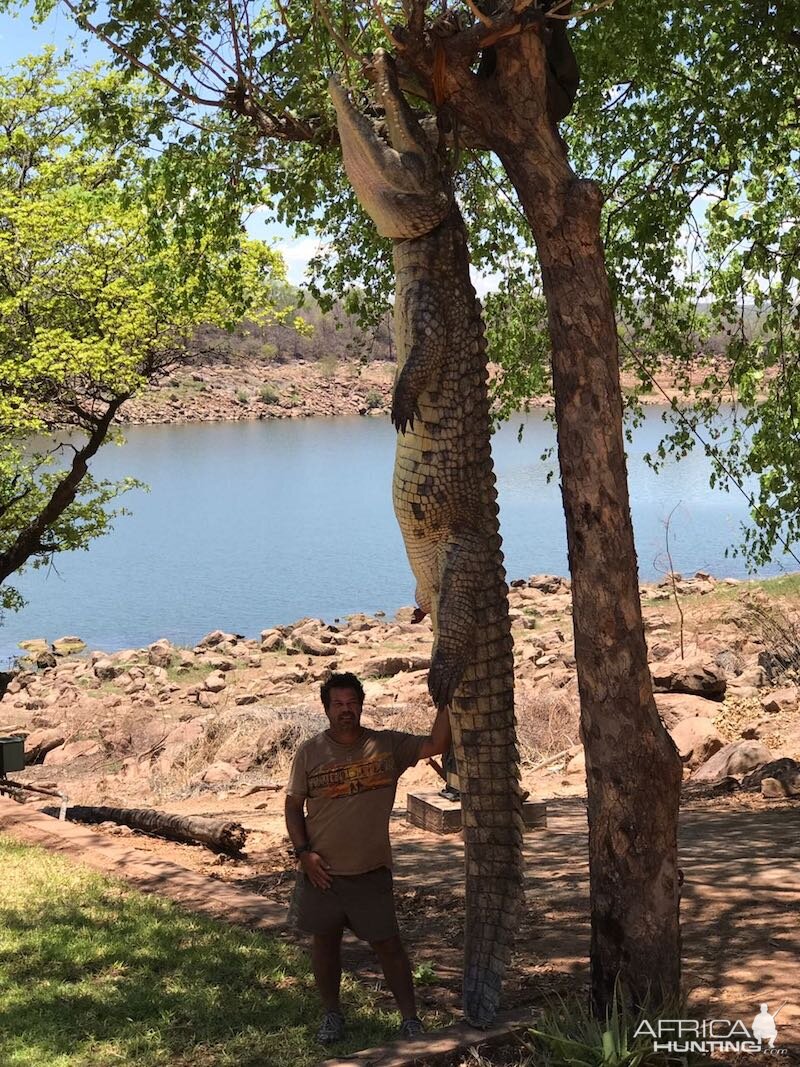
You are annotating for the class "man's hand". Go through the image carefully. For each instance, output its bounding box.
[418,702,452,759]
[300,850,333,890]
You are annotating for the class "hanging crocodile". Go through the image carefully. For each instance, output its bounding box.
[330,53,524,1027]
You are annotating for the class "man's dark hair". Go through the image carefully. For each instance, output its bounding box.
[320,672,365,710]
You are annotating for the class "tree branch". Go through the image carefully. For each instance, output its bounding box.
[61,0,224,109]
[0,393,130,582]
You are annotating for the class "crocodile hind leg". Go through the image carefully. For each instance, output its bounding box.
[427,534,480,710]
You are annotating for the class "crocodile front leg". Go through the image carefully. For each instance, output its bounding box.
[392,277,447,433]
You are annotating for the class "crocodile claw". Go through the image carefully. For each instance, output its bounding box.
[391,396,422,435]
[428,653,462,711]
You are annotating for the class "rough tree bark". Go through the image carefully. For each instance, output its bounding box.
[60,805,248,854]
[395,11,682,1012]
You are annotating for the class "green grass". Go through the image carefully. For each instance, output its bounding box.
[164,663,212,685]
[0,837,405,1066]
[747,572,800,598]
[673,572,800,620]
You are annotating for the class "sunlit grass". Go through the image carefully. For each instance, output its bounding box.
[0,836,403,1066]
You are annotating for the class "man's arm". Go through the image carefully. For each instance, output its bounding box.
[418,703,451,760]
[284,794,332,890]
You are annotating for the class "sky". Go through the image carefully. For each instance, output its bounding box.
[0,4,354,290]
[1,4,501,295]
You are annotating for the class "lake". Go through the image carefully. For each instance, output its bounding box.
[0,409,789,662]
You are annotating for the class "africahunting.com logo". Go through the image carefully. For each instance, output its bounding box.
[634,1003,789,1056]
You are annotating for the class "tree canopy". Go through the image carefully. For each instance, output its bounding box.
[572,1,800,567]
[11,0,800,567]
[0,49,289,613]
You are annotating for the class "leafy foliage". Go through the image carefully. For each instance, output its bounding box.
[521,983,696,1067]
[570,2,800,565]
[11,1,800,563]
[0,49,288,613]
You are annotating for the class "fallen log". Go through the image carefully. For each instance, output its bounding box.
[680,776,740,801]
[50,805,249,854]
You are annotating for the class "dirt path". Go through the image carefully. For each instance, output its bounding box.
[4,790,798,1054]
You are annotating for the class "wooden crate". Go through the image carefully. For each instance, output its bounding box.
[406,791,547,836]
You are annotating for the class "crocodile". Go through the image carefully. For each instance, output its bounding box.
[330,53,524,1027]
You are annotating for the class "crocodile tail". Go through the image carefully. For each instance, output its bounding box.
[451,574,524,1027]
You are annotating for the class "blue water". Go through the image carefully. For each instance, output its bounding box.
[0,410,789,661]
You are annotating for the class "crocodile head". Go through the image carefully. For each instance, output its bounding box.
[329,51,451,240]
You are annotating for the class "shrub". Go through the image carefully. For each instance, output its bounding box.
[319,353,338,378]
[365,388,383,410]
[259,383,280,404]
[235,388,249,405]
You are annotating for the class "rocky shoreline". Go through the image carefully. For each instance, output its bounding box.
[2,572,799,808]
[115,359,398,425]
[114,357,719,426]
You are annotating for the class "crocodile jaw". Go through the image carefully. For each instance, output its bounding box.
[329,53,451,239]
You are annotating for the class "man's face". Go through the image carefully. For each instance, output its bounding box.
[325,686,363,732]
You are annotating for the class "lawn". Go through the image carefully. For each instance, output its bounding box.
[0,836,404,1066]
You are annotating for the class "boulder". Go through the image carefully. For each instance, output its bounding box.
[23,727,66,764]
[293,633,336,657]
[52,636,86,655]
[362,655,431,679]
[564,747,585,777]
[760,686,799,714]
[203,670,227,693]
[714,649,742,676]
[197,760,239,784]
[18,639,49,656]
[655,692,720,730]
[93,658,120,682]
[157,721,204,763]
[196,655,235,672]
[43,739,102,766]
[111,650,141,667]
[740,718,773,740]
[528,574,569,594]
[148,640,175,669]
[760,777,787,799]
[260,630,283,653]
[736,665,767,688]
[98,712,131,742]
[651,660,726,700]
[741,757,800,797]
[691,740,773,783]
[669,717,724,769]
[197,630,240,649]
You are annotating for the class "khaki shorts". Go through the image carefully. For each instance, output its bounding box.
[289,865,399,943]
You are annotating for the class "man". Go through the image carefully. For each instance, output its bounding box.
[285,670,451,1045]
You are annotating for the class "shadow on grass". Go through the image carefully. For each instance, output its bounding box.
[0,837,397,1067]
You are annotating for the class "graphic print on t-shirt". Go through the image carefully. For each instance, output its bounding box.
[308,752,395,798]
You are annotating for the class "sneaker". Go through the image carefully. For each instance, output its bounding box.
[316,1010,345,1044]
[398,1016,425,1040]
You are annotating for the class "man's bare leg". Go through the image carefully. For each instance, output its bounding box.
[370,935,417,1019]
[312,930,344,1012]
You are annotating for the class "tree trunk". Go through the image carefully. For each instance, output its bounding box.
[60,805,248,854]
[506,158,682,1013]
[402,20,683,1013]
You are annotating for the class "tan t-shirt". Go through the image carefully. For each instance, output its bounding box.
[287,728,424,875]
